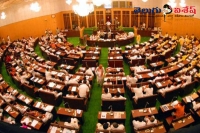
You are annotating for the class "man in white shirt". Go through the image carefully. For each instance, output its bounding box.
[112,92,126,100]
[132,85,143,100]
[64,117,79,129]
[45,68,52,81]
[85,66,94,77]
[96,122,110,130]
[101,88,112,99]
[68,78,79,85]
[133,117,146,130]
[143,85,153,96]
[78,80,89,98]
[126,74,138,88]
[144,115,157,125]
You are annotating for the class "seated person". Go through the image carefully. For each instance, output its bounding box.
[78,80,89,98]
[103,78,112,85]
[110,122,125,130]
[68,78,79,85]
[1,92,16,103]
[192,98,200,111]
[112,92,126,100]
[40,112,53,123]
[132,84,143,100]
[143,85,153,96]
[96,122,110,130]
[64,117,79,129]
[126,74,138,88]
[132,117,146,130]
[85,66,94,77]
[172,102,185,118]
[2,116,16,124]
[144,115,158,125]
[101,88,112,99]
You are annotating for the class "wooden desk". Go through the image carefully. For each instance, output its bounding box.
[47,81,65,91]
[57,107,83,119]
[135,123,166,133]
[4,105,20,118]
[7,87,19,96]
[33,101,54,112]
[98,111,126,121]
[136,72,157,80]
[182,92,199,104]
[155,79,173,89]
[17,94,33,105]
[84,56,99,61]
[160,101,177,113]
[47,122,79,133]
[150,61,164,68]
[102,87,125,96]
[132,107,158,118]
[172,115,194,130]
[21,116,43,130]
[137,30,157,37]
[30,76,46,86]
[46,61,57,68]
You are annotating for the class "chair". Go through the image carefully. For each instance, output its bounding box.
[133,94,158,109]
[101,98,126,111]
[48,54,60,64]
[160,87,181,103]
[180,81,196,96]
[38,90,62,106]
[63,96,88,111]
[22,83,38,98]
[63,58,78,67]
[82,60,98,67]
[129,58,145,66]
[108,60,123,68]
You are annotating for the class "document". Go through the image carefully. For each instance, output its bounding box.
[157,82,162,87]
[101,112,107,119]
[31,120,38,127]
[72,86,76,92]
[36,102,41,108]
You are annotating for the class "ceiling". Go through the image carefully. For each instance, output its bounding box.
[0,0,33,10]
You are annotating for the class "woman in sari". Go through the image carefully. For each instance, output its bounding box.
[95,64,105,86]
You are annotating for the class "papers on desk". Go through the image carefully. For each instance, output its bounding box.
[77,109,81,114]
[31,120,38,127]
[48,82,56,88]
[185,96,193,103]
[157,82,162,87]
[138,75,142,79]
[51,71,57,75]
[110,57,113,59]
[50,126,57,133]
[114,112,121,118]
[101,112,107,119]
[72,86,77,92]
[104,78,108,81]
[176,78,181,82]
[56,84,61,89]
[36,102,41,108]
[34,78,39,82]
[6,106,11,112]
[162,105,169,111]
[160,70,165,74]
[122,77,127,80]
[58,73,64,77]
[117,88,121,93]
[67,65,71,69]
[25,98,30,104]
[38,79,43,83]
[148,73,154,77]
[44,105,53,112]
[30,77,34,81]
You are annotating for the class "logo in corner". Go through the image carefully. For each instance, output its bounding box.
[163,4,172,21]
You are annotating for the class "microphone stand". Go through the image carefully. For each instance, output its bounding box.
[109,105,113,116]
[64,102,71,112]
[143,102,149,113]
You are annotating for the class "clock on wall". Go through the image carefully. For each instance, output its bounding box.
[51,14,55,18]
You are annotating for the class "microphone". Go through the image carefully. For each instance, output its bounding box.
[108,105,113,116]
[64,102,71,112]
[170,96,177,106]
[143,102,149,113]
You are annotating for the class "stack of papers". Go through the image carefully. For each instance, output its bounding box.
[101,112,107,119]
[72,86,76,92]
[56,85,61,89]
[48,82,56,87]
[157,82,162,87]
[50,127,57,133]
[114,112,121,118]
[36,102,41,108]
[31,120,38,127]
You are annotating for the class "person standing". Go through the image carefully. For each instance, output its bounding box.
[95,64,105,86]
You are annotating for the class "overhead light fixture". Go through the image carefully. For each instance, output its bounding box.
[179,0,186,7]
[66,0,72,5]
[168,0,177,8]
[73,1,94,17]
[30,2,41,12]
[142,0,148,2]
[1,12,6,19]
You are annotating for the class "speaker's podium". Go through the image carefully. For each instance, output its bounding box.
[98,24,117,31]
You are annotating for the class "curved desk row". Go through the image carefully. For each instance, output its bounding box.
[80,37,134,47]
